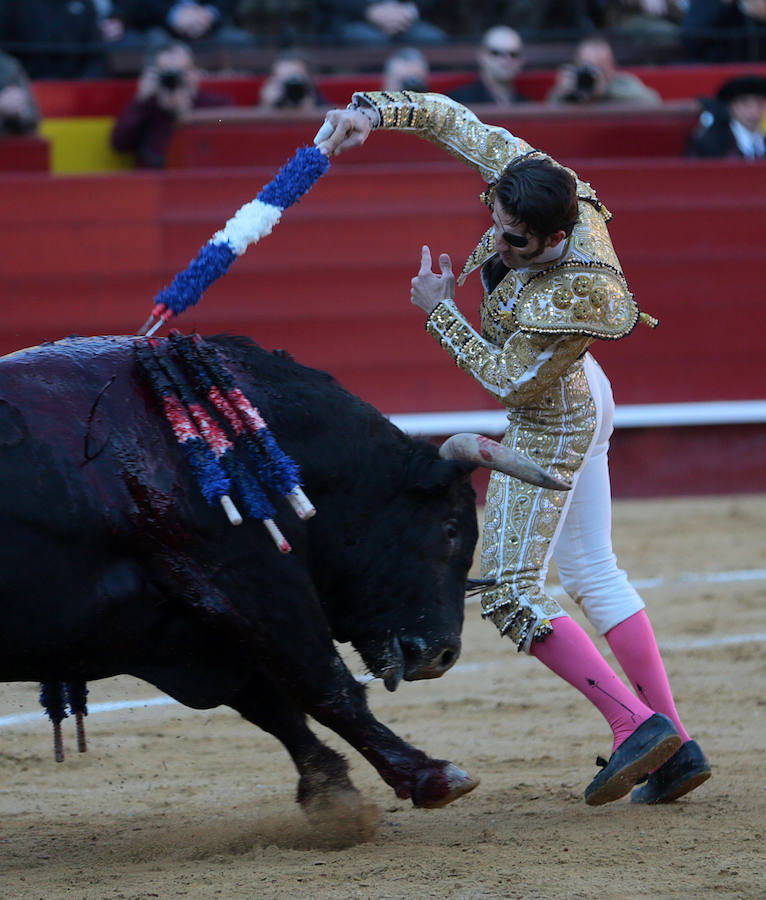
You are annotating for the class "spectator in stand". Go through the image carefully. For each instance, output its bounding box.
[546,35,661,104]
[0,0,107,79]
[258,50,328,110]
[103,0,254,51]
[503,0,605,35]
[686,74,766,158]
[449,26,530,107]
[317,0,446,46]
[94,1,129,43]
[0,51,40,136]
[682,0,766,62]
[111,40,233,168]
[382,46,429,92]
[600,0,685,54]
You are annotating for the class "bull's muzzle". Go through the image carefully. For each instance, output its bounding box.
[380,635,461,692]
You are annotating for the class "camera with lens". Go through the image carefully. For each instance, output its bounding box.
[1,111,25,134]
[158,69,185,91]
[277,75,311,108]
[573,64,600,98]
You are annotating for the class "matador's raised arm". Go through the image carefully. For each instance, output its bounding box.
[348,90,534,182]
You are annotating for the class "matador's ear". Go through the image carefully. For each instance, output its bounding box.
[480,183,496,208]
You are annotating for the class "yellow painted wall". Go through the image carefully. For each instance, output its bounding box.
[39,117,135,174]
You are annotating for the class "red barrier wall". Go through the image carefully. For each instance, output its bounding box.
[1,158,763,496]
[166,102,701,168]
[0,135,50,171]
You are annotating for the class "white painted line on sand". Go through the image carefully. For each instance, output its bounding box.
[1,568,764,731]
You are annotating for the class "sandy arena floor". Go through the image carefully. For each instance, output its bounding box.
[1,494,764,899]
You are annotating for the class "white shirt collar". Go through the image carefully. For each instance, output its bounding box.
[730,119,765,159]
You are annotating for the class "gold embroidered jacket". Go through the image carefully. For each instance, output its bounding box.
[351,91,654,407]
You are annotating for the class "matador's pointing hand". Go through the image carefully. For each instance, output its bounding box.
[411,245,455,316]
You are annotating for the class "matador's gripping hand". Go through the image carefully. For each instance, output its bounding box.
[313,106,376,156]
[411,245,455,315]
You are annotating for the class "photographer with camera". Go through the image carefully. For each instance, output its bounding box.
[257,51,327,112]
[547,36,660,106]
[382,46,430,93]
[111,40,233,168]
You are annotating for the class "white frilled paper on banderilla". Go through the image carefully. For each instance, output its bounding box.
[138,145,331,337]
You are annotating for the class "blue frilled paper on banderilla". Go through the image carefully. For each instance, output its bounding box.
[139,145,330,336]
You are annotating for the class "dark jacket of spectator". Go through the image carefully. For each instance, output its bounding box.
[111,0,238,29]
[111,39,235,167]
[0,50,40,135]
[686,74,766,159]
[450,79,528,105]
[0,0,107,79]
[317,0,445,45]
[682,0,766,62]
[111,87,232,167]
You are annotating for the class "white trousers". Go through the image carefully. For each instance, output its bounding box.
[551,353,645,634]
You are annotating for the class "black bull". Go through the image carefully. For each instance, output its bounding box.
[0,334,560,819]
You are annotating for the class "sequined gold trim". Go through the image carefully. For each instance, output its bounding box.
[639,312,659,328]
[480,363,597,651]
[571,202,621,268]
[515,264,638,339]
[480,583,554,648]
[352,91,534,183]
[480,269,517,340]
[459,227,495,286]
[427,300,591,407]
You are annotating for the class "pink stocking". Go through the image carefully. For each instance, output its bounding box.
[606,610,690,743]
[530,615,654,752]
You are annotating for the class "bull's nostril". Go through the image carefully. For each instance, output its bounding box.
[439,649,457,669]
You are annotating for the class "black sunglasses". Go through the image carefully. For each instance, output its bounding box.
[500,230,530,248]
[485,47,522,58]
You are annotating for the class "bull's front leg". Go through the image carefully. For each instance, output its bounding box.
[227,566,478,813]
[231,662,477,817]
[240,645,478,810]
[308,656,479,809]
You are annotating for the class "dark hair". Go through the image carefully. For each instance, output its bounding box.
[494,156,579,239]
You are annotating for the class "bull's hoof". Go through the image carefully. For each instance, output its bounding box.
[411,762,480,809]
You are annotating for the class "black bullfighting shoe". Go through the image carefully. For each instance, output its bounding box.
[630,739,711,804]
[584,713,682,806]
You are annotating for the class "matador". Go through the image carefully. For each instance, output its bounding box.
[315,91,711,806]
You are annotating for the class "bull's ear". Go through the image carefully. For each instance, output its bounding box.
[408,456,475,493]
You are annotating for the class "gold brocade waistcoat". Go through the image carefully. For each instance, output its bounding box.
[472,202,640,347]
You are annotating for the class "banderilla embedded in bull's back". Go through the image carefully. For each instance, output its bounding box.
[133,145,328,546]
[134,333,315,553]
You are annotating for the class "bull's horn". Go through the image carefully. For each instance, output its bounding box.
[439,433,571,491]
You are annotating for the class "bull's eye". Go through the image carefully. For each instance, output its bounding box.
[444,519,459,540]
